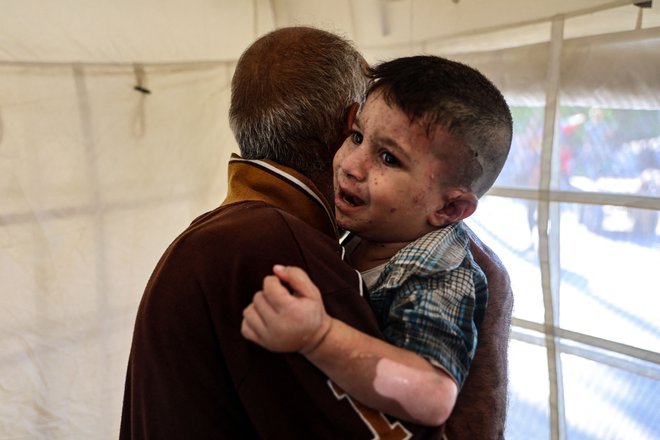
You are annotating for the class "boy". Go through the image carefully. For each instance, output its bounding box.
[241,55,512,427]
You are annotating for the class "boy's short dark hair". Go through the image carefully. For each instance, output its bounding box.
[367,55,513,197]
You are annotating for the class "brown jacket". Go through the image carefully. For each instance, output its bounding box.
[445,226,514,439]
[120,156,441,439]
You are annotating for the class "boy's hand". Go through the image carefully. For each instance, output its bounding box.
[241,265,333,354]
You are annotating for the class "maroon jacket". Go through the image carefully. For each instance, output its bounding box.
[120,156,440,439]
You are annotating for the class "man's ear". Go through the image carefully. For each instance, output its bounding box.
[343,102,360,138]
[428,190,478,227]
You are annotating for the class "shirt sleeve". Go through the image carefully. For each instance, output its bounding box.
[380,265,484,388]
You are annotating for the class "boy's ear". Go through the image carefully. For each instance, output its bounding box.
[428,190,478,227]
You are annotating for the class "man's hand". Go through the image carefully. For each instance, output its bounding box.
[241,265,333,354]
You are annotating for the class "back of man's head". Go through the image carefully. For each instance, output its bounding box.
[368,55,513,198]
[230,26,367,180]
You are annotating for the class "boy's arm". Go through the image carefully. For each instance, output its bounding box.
[241,265,458,427]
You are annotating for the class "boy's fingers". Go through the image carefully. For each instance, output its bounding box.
[273,265,320,300]
[240,318,258,343]
[241,304,264,343]
[252,289,283,324]
[262,275,294,310]
[262,275,284,295]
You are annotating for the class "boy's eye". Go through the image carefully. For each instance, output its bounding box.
[381,152,399,166]
[351,131,364,144]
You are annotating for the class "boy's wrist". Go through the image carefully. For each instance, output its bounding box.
[300,316,334,356]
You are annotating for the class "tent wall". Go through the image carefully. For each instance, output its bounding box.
[1,61,234,438]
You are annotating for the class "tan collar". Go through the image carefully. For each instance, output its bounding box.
[222,154,338,239]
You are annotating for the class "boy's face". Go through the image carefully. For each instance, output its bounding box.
[333,91,458,244]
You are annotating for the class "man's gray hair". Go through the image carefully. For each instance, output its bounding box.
[229,27,367,177]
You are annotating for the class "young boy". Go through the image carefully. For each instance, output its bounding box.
[241,55,512,427]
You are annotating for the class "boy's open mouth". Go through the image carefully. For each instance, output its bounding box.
[339,188,365,207]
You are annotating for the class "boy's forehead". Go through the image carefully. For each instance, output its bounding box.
[358,94,456,165]
[358,91,412,127]
[358,90,386,115]
[361,90,434,131]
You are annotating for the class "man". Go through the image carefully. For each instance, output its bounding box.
[120,26,512,439]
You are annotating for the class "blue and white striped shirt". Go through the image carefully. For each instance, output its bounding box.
[360,222,488,388]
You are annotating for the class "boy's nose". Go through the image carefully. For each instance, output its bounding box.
[339,148,368,182]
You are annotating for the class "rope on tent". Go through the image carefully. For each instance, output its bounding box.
[133,64,151,95]
[133,64,149,138]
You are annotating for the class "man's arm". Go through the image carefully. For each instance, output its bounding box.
[241,265,457,427]
[445,226,514,439]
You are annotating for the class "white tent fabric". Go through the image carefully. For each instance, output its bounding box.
[1,1,659,438]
